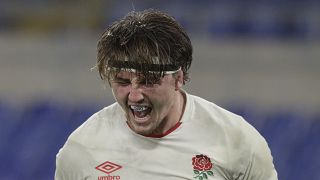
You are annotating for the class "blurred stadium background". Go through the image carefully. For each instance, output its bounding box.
[0,0,320,179]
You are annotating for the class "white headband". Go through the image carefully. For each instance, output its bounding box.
[108,67,181,74]
[107,56,181,74]
[121,67,181,75]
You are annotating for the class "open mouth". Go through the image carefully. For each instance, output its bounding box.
[129,105,152,120]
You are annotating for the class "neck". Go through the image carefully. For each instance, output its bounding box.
[155,90,186,135]
[176,90,186,123]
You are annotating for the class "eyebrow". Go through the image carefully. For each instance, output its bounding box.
[113,75,162,85]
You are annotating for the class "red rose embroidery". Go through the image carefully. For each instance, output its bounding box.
[192,154,213,171]
[192,154,214,179]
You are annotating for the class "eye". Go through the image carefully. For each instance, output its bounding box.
[118,81,130,86]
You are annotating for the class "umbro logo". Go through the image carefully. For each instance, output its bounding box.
[96,161,122,180]
[96,161,122,174]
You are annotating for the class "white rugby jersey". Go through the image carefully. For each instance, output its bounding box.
[55,93,278,180]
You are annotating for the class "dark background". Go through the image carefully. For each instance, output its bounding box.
[0,0,319,179]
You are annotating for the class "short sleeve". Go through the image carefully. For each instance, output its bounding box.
[241,135,278,180]
[54,141,93,180]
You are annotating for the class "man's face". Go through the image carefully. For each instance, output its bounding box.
[111,70,183,136]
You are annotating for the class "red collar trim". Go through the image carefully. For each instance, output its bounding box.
[144,122,182,138]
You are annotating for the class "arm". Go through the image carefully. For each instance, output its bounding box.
[241,135,278,180]
[55,141,92,180]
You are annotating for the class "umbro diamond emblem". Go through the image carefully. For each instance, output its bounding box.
[96,161,122,174]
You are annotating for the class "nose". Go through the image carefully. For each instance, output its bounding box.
[128,85,144,103]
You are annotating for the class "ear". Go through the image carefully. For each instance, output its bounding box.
[174,70,184,90]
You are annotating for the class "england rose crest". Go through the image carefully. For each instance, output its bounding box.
[192,154,214,179]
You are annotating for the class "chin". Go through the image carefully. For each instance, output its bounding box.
[128,121,155,135]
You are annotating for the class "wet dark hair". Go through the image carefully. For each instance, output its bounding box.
[97,9,193,84]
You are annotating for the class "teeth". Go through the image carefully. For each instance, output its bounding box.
[130,105,148,112]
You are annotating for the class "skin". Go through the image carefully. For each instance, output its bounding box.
[111,70,186,136]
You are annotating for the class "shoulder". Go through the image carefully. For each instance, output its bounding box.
[55,102,125,178]
[189,94,266,147]
[67,102,123,145]
[188,94,277,179]
[56,102,122,148]
[186,94,257,143]
[55,138,94,179]
[187,94,276,173]
[187,94,247,130]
